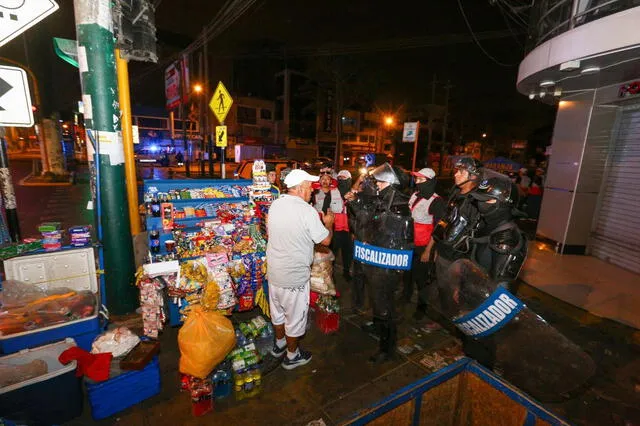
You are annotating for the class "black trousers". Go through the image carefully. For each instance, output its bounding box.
[351,261,366,310]
[332,230,353,275]
[402,246,432,309]
[364,265,401,354]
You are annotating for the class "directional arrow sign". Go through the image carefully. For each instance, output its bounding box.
[0,0,59,48]
[0,65,34,127]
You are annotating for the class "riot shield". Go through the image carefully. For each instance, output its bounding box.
[430,257,596,401]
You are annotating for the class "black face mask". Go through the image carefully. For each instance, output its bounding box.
[478,201,512,230]
[338,179,352,197]
[416,180,436,198]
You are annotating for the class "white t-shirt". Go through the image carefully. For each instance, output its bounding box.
[267,194,329,288]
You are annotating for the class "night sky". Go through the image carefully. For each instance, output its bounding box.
[1,0,555,143]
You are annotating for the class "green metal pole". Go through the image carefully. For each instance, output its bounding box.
[74,0,137,314]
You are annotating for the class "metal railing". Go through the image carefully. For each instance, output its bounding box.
[528,0,640,50]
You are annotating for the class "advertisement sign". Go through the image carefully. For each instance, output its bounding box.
[165,63,181,110]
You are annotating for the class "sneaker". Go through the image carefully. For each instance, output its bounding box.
[270,343,287,358]
[281,349,312,370]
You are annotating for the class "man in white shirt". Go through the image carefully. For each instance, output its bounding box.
[267,169,334,370]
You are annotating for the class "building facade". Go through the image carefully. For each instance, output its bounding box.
[518,1,640,273]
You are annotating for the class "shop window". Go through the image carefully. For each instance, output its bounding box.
[260,109,273,120]
[237,106,257,125]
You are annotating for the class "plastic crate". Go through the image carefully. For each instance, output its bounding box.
[86,356,161,420]
[0,338,83,425]
[315,310,340,334]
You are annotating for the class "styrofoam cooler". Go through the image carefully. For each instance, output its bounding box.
[0,338,83,424]
[1,247,102,353]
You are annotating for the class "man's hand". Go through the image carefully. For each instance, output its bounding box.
[344,191,356,202]
[420,240,435,263]
[322,210,335,228]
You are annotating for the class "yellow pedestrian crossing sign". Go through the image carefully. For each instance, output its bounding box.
[216,125,227,148]
[209,81,233,124]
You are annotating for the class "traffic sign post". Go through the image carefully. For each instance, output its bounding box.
[403,122,420,172]
[209,81,233,179]
[216,125,227,148]
[0,65,34,127]
[0,0,59,47]
[0,64,33,236]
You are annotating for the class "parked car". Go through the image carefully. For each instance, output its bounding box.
[233,159,299,180]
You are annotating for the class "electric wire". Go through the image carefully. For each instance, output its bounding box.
[456,0,520,67]
[497,3,524,47]
[496,0,530,28]
[132,0,257,84]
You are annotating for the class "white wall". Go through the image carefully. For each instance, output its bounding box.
[537,91,595,246]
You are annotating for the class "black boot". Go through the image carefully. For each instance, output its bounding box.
[413,304,427,321]
[369,321,395,363]
[361,317,380,336]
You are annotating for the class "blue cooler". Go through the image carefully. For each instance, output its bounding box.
[1,247,102,354]
[86,356,161,420]
[0,338,83,424]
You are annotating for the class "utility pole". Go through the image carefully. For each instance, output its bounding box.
[198,52,205,176]
[74,0,137,314]
[283,68,290,146]
[181,55,190,178]
[427,73,437,166]
[115,49,140,235]
[439,81,452,176]
[203,29,213,177]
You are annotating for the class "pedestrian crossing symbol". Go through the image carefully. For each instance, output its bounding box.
[216,125,227,148]
[209,81,233,124]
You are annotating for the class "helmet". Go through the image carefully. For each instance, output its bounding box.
[471,169,519,206]
[371,163,400,185]
[454,157,483,180]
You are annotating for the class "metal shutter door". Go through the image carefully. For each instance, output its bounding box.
[590,107,640,273]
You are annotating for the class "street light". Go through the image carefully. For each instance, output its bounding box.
[193,84,203,94]
[482,133,487,138]
[384,116,394,126]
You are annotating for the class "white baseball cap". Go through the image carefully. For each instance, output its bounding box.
[337,170,352,179]
[284,169,320,187]
[410,168,436,179]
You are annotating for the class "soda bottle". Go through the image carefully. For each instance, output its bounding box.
[234,374,245,401]
[244,370,255,393]
[216,370,232,400]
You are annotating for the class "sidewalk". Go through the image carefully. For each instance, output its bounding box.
[520,241,640,330]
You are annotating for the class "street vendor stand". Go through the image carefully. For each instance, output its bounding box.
[142,178,269,327]
[140,175,275,414]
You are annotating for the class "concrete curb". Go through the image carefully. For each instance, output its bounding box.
[19,172,73,187]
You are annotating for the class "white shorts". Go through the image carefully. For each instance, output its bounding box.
[268,282,310,338]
